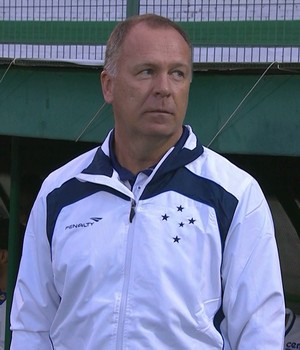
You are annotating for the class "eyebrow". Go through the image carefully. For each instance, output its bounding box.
[134,61,190,71]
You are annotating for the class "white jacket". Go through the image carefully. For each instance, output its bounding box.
[11,126,285,349]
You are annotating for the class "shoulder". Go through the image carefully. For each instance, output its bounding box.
[188,146,257,200]
[40,146,100,197]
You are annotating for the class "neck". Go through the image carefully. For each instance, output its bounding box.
[114,132,181,175]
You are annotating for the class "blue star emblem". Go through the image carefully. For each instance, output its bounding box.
[162,214,169,221]
[188,218,196,224]
[177,205,184,212]
[173,236,181,243]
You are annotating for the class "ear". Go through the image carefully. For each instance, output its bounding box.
[100,69,114,104]
[0,250,8,264]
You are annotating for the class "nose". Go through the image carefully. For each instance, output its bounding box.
[153,73,171,98]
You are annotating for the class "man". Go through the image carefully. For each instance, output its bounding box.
[1,218,24,350]
[284,308,300,349]
[10,14,285,349]
[0,218,9,350]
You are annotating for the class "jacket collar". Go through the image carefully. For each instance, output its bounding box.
[82,125,204,179]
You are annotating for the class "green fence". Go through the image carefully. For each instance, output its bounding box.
[1,0,300,65]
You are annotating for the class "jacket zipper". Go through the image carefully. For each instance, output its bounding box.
[116,198,137,349]
[129,198,136,223]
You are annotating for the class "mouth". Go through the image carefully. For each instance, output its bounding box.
[145,109,174,115]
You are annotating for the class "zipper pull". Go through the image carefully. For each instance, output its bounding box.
[129,199,136,223]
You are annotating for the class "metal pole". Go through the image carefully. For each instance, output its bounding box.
[126,0,140,18]
[5,137,22,350]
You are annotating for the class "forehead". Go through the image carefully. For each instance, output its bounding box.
[120,23,191,64]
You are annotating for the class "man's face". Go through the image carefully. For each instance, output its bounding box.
[101,23,192,143]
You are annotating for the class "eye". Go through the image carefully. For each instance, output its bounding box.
[139,68,154,77]
[171,70,185,80]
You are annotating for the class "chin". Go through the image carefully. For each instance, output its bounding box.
[141,124,180,139]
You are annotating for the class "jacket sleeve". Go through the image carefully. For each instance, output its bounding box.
[220,178,285,349]
[10,191,60,349]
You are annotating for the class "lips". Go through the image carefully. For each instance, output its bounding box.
[145,109,174,115]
